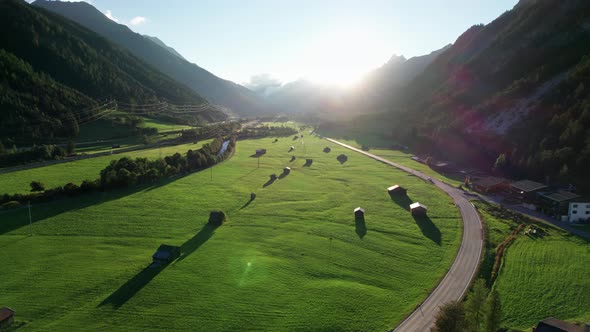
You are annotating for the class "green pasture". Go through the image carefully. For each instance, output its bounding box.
[0,135,461,331]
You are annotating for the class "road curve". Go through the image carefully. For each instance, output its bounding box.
[325,138,483,332]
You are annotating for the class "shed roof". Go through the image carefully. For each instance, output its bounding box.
[387,184,404,191]
[535,317,587,332]
[0,307,15,322]
[354,207,365,213]
[472,177,507,188]
[538,191,581,203]
[410,202,427,210]
[511,179,547,192]
[284,166,291,171]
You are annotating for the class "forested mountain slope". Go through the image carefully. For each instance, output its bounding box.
[0,0,225,144]
[378,0,590,191]
[33,0,272,117]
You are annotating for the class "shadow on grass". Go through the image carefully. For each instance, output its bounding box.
[355,215,367,239]
[303,159,313,167]
[263,176,277,188]
[99,223,218,308]
[390,193,412,211]
[0,177,181,236]
[413,215,441,245]
[290,156,296,162]
[240,198,254,209]
[278,171,289,179]
[178,223,218,262]
[99,264,165,309]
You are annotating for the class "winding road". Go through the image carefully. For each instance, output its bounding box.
[325,138,483,332]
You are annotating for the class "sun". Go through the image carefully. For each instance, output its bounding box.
[301,27,391,87]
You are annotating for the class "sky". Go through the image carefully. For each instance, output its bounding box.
[43,0,518,86]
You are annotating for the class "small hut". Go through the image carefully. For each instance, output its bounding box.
[255,148,267,155]
[250,192,257,200]
[0,308,15,331]
[208,210,227,226]
[304,158,313,166]
[387,185,407,196]
[323,147,331,153]
[283,166,291,174]
[289,146,295,152]
[152,245,181,265]
[354,207,365,218]
[410,202,428,216]
[337,154,348,164]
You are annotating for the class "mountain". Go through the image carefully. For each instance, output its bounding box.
[0,0,225,144]
[256,46,448,118]
[371,0,590,191]
[33,0,272,117]
[143,35,186,61]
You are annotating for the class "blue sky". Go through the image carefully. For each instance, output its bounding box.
[48,0,518,86]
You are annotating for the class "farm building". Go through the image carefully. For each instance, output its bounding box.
[471,177,509,193]
[354,207,365,218]
[152,245,181,265]
[537,191,581,218]
[323,147,331,153]
[0,307,15,331]
[510,180,548,201]
[208,211,227,226]
[568,202,590,224]
[532,317,588,332]
[289,146,295,152]
[255,149,267,155]
[410,202,428,216]
[283,167,291,174]
[387,185,407,195]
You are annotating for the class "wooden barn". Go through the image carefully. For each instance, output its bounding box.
[208,211,227,226]
[152,245,181,265]
[471,177,509,193]
[354,207,365,218]
[0,308,15,331]
[387,185,407,196]
[410,202,428,216]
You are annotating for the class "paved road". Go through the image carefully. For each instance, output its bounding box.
[325,138,483,332]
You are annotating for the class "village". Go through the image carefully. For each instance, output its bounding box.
[410,155,590,226]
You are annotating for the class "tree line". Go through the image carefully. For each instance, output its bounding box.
[0,135,236,207]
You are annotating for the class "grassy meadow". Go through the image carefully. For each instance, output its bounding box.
[0,140,211,195]
[0,135,461,331]
[476,202,590,330]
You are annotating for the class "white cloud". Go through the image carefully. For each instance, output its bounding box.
[104,10,119,23]
[129,16,147,26]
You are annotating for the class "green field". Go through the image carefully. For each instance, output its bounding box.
[141,117,193,133]
[476,203,590,330]
[0,140,211,195]
[318,136,464,187]
[0,135,461,331]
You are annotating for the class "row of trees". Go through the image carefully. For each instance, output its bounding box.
[432,279,502,332]
[0,143,75,167]
[180,122,241,141]
[0,135,236,206]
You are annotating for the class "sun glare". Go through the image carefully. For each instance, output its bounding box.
[301,28,391,87]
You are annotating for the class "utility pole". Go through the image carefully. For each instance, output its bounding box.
[210,166,213,181]
[28,201,32,236]
[258,156,260,168]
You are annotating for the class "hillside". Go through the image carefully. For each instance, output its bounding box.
[33,0,272,117]
[368,0,590,192]
[0,0,226,145]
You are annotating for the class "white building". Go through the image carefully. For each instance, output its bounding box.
[568,202,590,223]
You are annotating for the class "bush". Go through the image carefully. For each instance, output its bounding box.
[30,180,45,192]
[63,182,80,196]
